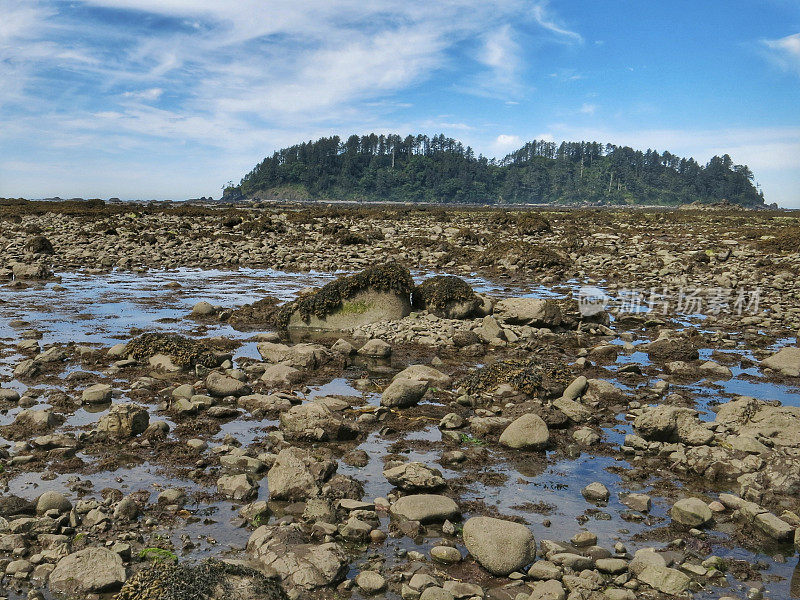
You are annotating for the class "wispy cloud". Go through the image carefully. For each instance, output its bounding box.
[531,2,583,43]
[762,32,800,75]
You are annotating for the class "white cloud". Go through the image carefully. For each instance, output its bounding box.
[763,32,800,75]
[122,88,163,101]
[579,103,596,115]
[490,134,523,155]
[531,2,583,43]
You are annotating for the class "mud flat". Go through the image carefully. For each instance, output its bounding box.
[1,203,800,600]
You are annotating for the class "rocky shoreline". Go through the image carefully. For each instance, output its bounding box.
[0,203,799,600]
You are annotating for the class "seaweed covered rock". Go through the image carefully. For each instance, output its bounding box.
[458,358,571,399]
[227,296,282,328]
[482,241,570,274]
[114,558,288,600]
[279,263,414,330]
[125,333,226,370]
[514,213,552,235]
[25,235,54,254]
[412,275,480,319]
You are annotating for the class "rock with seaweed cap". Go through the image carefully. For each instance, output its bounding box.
[114,558,288,600]
[279,263,414,330]
[125,333,227,370]
[412,275,480,319]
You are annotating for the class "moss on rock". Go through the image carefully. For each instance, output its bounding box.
[114,559,288,600]
[483,241,570,272]
[125,333,221,367]
[458,358,572,398]
[277,263,414,328]
[412,275,479,318]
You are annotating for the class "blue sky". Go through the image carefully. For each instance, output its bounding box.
[0,0,798,206]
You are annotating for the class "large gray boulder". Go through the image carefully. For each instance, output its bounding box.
[383,462,445,491]
[247,524,348,590]
[463,516,536,575]
[637,564,691,595]
[12,408,58,433]
[97,403,149,437]
[49,547,126,595]
[493,298,562,327]
[285,264,414,330]
[394,364,452,389]
[670,498,712,527]
[36,491,72,515]
[761,346,800,377]
[279,402,357,442]
[381,378,428,408]
[267,447,336,501]
[206,372,251,397]
[390,494,460,524]
[256,342,330,369]
[498,414,550,449]
[217,474,259,501]
[634,405,713,445]
[714,396,800,448]
[82,383,112,404]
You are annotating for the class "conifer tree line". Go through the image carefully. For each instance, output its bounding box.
[233,133,763,206]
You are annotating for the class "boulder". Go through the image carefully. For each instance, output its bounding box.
[358,338,392,358]
[714,396,800,448]
[97,403,149,437]
[390,494,460,524]
[82,383,112,404]
[383,462,445,491]
[36,491,72,515]
[411,276,480,319]
[761,346,800,377]
[493,298,562,327]
[462,516,536,575]
[49,547,126,595]
[12,262,52,280]
[634,405,713,445]
[670,498,712,527]
[261,364,303,388]
[0,388,20,402]
[498,413,550,449]
[381,378,428,408]
[267,447,336,501]
[637,565,690,595]
[257,342,330,369]
[247,524,348,590]
[217,474,259,501]
[12,408,58,433]
[206,372,251,397]
[285,263,414,330]
[238,393,293,414]
[355,571,387,594]
[394,364,452,389]
[581,482,610,503]
[191,301,216,316]
[279,402,357,441]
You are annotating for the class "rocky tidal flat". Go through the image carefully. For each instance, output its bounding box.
[1,203,800,600]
